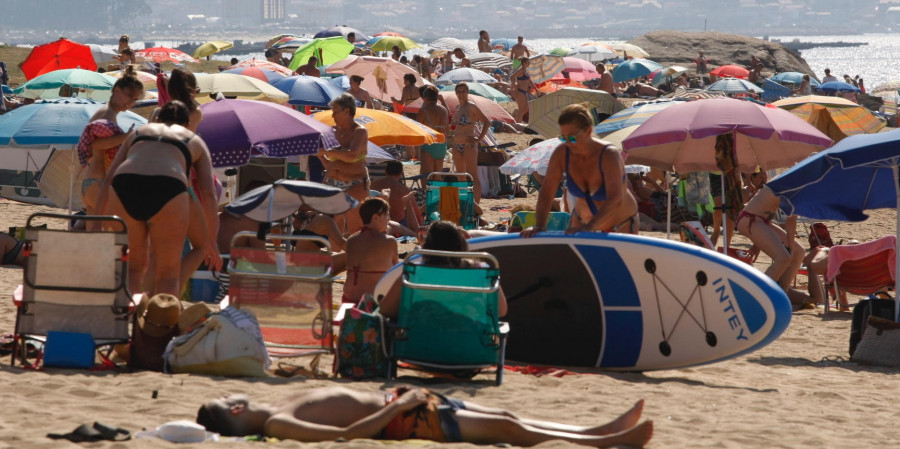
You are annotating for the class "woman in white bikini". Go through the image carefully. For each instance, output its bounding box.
[451,83,490,204]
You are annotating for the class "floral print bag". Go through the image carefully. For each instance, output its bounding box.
[335,294,388,379]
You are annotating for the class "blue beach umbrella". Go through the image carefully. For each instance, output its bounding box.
[611,58,664,83]
[816,81,861,94]
[314,26,371,43]
[271,75,345,107]
[0,98,146,146]
[706,78,764,94]
[766,129,900,319]
[227,179,358,222]
[593,101,678,136]
[770,72,821,87]
[490,38,518,51]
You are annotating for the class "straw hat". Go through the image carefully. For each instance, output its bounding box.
[178,303,218,334]
[137,294,181,338]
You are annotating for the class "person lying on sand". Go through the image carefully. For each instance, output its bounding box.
[196,386,653,447]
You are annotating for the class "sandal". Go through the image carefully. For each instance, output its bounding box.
[47,421,130,442]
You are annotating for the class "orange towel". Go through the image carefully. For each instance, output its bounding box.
[439,186,460,224]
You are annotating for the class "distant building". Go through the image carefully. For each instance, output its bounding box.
[263,0,285,20]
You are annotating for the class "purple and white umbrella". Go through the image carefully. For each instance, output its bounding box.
[197,98,338,168]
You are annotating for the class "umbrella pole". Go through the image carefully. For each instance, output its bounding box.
[894,165,900,321]
[666,170,671,240]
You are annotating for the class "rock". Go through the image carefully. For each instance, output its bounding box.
[628,31,817,81]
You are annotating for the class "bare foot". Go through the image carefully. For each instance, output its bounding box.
[591,399,644,435]
[601,420,653,448]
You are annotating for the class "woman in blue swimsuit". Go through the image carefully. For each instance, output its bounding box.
[521,103,639,237]
[94,101,219,297]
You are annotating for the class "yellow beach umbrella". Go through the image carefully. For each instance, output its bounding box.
[528,87,626,138]
[772,95,886,142]
[194,73,288,104]
[192,41,234,59]
[313,108,443,146]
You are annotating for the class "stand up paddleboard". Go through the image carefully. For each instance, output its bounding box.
[373,232,791,371]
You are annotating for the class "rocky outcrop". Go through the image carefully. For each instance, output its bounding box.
[628,31,817,81]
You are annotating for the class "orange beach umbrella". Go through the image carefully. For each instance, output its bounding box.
[313,108,444,146]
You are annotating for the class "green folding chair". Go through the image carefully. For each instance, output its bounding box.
[423,172,477,230]
[388,249,508,385]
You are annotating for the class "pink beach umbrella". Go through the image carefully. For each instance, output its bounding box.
[135,47,199,64]
[229,58,295,76]
[562,57,602,82]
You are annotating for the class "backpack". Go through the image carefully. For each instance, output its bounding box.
[849,294,895,356]
[808,222,834,249]
[335,294,388,379]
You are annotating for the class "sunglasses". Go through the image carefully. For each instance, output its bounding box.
[558,129,587,144]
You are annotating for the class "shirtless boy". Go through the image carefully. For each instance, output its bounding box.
[196,386,653,447]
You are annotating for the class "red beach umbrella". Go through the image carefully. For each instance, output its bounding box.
[709,65,750,79]
[21,38,97,80]
[135,47,200,64]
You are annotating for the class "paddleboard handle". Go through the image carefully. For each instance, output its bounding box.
[508,277,553,302]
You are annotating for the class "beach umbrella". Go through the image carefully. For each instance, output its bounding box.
[314,26,371,43]
[404,91,515,124]
[229,58,294,76]
[870,80,900,96]
[374,32,407,37]
[106,69,158,91]
[312,108,444,146]
[621,97,832,173]
[365,141,395,164]
[21,38,97,80]
[549,47,572,57]
[194,73,289,104]
[439,82,509,103]
[223,66,286,84]
[706,78,764,94]
[770,72,821,87]
[562,57,601,82]
[271,75,345,107]
[435,68,496,85]
[566,45,617,63]
[270,37,313,52]
[266,34,299,48]
[135,47,199,63]
[499,137,561,176]
[816,81,861,94]
[470,52,513,71]
[0,98,145,147]
[535,77,588,94]
[325,55,422,102]
[765,130,900,319]
[87,44,118,64]
[13,69,117,100]
[490,38,518,51]
[197,98,337,168]
[709,65,750,79]
[289,36,354,70]
[368,35,421,52]
[192,41,234,59]
[772,95,886,141]
[227,179,358,222]
[525,54,566,84]
[329,75,351,90]
[594,100,679,135]
[611,42,649,59]
[664,89,726,101]
[528,87,625,138]
[429,37,475,54]
[611,58,664,82]
[651,65,689,87]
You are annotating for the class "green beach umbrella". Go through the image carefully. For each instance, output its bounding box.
[13,68,116,100]
[369,36,421,52]
[549,47,573,57]
[290,37,354,70]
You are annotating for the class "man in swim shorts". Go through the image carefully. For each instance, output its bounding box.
[196,386,653,447]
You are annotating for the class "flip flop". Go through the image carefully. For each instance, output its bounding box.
[47,421,130,442]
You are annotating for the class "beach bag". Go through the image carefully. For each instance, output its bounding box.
[335,294,388,379]
[164,312,269,377]
[808,222,834,249]
[850,315,900,367]
[849,295,896,356]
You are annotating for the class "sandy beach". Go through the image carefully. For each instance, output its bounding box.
[0,139,897,448]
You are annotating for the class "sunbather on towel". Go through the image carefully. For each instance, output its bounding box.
[196,386,653,447]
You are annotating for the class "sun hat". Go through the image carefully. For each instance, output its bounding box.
[136,294,181,338]
[178,302,218,334]
[135,420,219,443]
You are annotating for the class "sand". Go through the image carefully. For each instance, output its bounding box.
[0,137,896,448]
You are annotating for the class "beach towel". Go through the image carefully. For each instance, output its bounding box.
[826,235,896,282]
[438,186,460,224]
[76,119,124,169]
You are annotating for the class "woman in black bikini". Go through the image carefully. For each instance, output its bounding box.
[318,94,369,234]
[94,101,219,297]
[510,57,538,122]
[522,103,638,237]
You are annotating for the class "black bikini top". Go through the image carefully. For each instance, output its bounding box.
[132,131,195,176]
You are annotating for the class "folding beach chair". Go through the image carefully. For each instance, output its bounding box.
[822,236,896,315]
[226,232,334,363]
[387,249,508,385]
[11,213,131,370]
[678,220,758,265]
[423,172,477,230]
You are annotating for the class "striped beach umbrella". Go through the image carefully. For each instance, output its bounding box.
[772,95,886,141]
[528,87,625,138]
[429,37,475,54]
[470,52,512,71]
[594,101,679,136]
[706,78,764,94]
[526,54,566,84]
